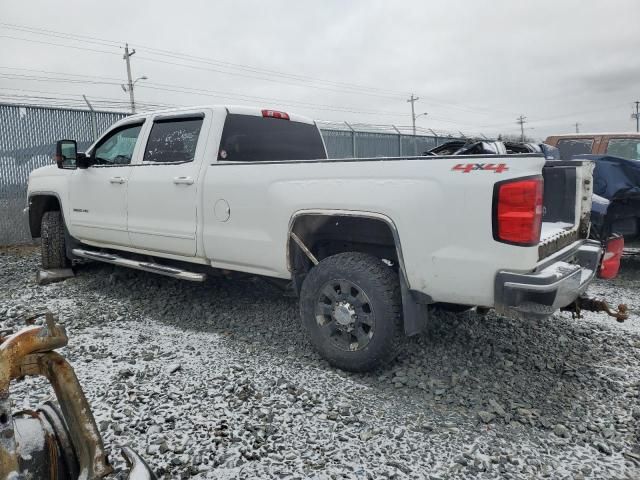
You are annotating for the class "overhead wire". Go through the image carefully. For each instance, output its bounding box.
[0,22,518,117]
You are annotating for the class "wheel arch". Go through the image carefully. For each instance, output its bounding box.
[287,210,403,273]
[28,192,64,239]
[287,209,430,336]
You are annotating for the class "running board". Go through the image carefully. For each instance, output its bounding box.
[72,248,207,282]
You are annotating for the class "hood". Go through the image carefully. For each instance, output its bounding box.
[29,164,64,179]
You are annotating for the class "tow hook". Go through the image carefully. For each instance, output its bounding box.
[0,312,156,480]
[561,296,629,322]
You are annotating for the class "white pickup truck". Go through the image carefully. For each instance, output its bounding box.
[27,105,610,371]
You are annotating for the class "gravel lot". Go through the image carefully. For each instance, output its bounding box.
[1,246,639,479]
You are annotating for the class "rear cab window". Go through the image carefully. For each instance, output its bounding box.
[605,138,640,161]
[218,114,327,162]
[556,138,594,160]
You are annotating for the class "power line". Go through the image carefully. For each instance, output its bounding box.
[0,69,414,117]
[0,28,404,100]
[0,22,121,47]
[13,22,631,131]
[0,22,519,117]
[0,66,124,82]
[0,22,405,97]
[0,34,120,56]
[137,84,411,117]
[0,87,175,109]
[0,72,120,86]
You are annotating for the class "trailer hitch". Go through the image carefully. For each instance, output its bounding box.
[561,296,629,322]
[0,312,156,480]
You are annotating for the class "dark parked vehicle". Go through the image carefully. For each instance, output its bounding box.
[545,134,640,243]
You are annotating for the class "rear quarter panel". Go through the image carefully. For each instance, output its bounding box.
[202,155,546,306]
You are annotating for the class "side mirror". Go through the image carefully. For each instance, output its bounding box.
[76,152,91,169]
[55,140,77,169]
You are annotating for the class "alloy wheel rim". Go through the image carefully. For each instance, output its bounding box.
[315,279,375,352]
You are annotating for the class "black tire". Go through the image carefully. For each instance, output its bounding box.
[300,252,403,372]
[41,211,69,269]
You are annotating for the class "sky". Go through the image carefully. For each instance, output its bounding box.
[0,0,639,140]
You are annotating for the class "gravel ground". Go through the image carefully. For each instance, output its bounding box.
[1,246,639,479]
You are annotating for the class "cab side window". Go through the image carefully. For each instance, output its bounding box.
[143,117,203,163]
[605,138,640,161]
[93,124,143,165]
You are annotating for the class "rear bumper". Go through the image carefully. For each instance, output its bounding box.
[494,239,602,318]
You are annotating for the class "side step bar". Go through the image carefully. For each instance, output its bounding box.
[72,248,207,282]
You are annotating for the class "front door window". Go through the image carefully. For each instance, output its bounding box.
[93,124,143,165]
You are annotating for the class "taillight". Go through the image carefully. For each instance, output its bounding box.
[598,236,624,279]
[492,177,543,246]
[262,109,289,120]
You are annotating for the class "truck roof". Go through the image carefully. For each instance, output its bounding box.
[127,105,316,125]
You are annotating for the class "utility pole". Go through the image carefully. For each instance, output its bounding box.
[83,94,98,141]
[633,101,640,133]
[122,43,137,114]
[516,115,527,142]
[407,94,419,136]
[574,122,580,134]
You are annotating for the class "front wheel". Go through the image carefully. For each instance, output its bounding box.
[41,211,69,269]
[299,252,403,372]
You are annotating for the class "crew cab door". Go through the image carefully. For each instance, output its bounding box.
[68,121,145,246]
[126,113,207,256]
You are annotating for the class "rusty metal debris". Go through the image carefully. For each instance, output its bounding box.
[561,296,629,322]
[0,312,155,480]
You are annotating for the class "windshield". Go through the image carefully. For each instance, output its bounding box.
[605,138,640,161]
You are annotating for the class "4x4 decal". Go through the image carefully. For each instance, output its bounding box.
[452,163,509,173]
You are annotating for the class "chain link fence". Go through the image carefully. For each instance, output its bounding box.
[1,103,458,245]
[0,104,126,246]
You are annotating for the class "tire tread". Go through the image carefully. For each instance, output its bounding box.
[41,211,68,269]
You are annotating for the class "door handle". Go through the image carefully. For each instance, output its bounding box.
[109,177,126,184]
[173,176,194,185]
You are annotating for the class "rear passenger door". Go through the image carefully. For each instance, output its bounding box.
[126,112,207,256]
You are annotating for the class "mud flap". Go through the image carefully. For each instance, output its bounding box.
[400,275,430,336]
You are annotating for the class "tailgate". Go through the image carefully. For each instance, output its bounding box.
[539,160,594,259]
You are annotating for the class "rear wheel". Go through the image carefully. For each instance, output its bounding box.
[300,252,402,372]
[41,211,69,269]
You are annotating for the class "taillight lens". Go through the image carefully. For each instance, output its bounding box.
[262,109,290,120]
[493,177,543,246]
[598,236,624,279]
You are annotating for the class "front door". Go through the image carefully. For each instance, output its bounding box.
[68,122,144,246]
[126,114,205,256]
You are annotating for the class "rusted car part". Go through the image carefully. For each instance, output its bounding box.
[561,296,629,322]
[0,312,156,480]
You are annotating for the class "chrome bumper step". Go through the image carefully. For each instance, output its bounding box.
[72,248,206,282]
